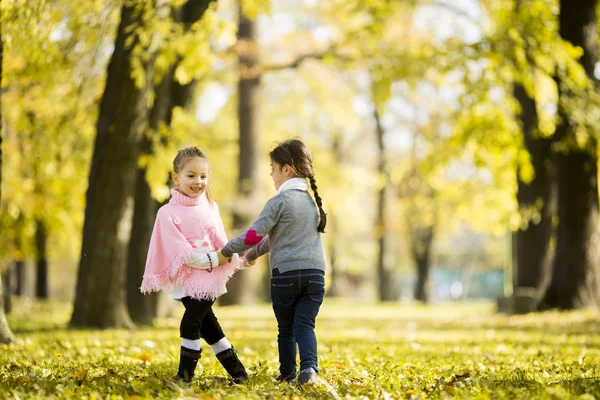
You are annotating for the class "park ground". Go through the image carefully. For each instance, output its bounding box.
[1,298,600,399]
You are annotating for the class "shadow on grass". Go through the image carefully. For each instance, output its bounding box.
[568,377,600,396]
[481,377,543,391]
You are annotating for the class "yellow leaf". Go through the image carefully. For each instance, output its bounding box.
[138,352,152,363]
[74,368,87,382]
[444,385,455,392]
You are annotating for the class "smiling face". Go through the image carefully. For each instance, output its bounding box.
[172,157,210,198]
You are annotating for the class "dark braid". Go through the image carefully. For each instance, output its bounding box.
[308,175,327,233]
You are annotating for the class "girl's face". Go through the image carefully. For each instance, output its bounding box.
[270,160,293,190]
[172,157,210,198]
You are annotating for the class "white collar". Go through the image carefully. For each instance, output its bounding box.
[276,177,308,195]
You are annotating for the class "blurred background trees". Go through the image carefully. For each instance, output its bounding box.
[1,0,599,329]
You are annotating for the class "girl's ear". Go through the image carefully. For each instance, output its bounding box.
[172,172,179,186]
[283,164,293,177]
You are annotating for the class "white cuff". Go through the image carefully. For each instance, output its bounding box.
[208,252,218,267]
[187,250,217,269]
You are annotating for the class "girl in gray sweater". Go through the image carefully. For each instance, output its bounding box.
[219,138,327,385]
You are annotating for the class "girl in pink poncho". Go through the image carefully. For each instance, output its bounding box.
[140,147,248,385]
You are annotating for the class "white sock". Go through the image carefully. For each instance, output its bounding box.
[182,338,201,351]
[210,337,232,354]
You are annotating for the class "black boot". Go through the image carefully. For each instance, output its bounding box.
[174,347,202,384]
[276,370,297,383]
[216,347,249,383]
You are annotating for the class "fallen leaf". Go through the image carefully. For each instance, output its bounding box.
[138,352,152,364]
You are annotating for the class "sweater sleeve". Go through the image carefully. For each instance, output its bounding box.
[222,196,284,257]
[244,236,270,262]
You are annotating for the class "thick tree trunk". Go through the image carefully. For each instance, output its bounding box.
[513,84,555,298]
[0,35,15,343]
[35,218,49,299]
[70,1,167,328]
[127,159,159,325]
[540,0,600,310]
[220,7,260,305]
[0,276,14,344]
[126,0,212,325]
[374,109,394,301]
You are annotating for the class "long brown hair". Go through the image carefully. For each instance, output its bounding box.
[269,139,327,233]
[172,146,213,202]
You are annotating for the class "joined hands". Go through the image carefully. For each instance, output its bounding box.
[216,249,256,271]
[217,249,231,265]
[242,256,255,268]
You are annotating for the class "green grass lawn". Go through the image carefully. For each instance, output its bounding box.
[2,298,600,399]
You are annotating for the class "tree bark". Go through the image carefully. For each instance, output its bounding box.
[14,260,24,296]
[220,6,260,305]
[411,224,434,303]
[126,0,212,326]
[0,33,16,343]
[326,212,340,297]
[0,276,14,344]
[2,269,11,314]
[540,0,600,310]
[326,137,343,297]
[35,218,49,299]
[374,109,394,301]
[127,155,159,325]
[513,84,555,298]
[70,1,167,328]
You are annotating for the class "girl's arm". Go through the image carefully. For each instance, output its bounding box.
[220,196,284,259]
[186,251,218,270]
[244,236,270,262]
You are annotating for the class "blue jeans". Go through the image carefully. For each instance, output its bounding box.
[270,268,325,376]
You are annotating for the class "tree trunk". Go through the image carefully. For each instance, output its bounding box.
[374,109,395,301]
[220,6,260,305]
[513,84,555,298]
[412,224,434,303]
[14,260,24,296]
[0,275,14,344]
[35,218,49,299]
[127,156,159,325]
[326,212,340,297]
[540,0,600,310]
[126,0,212,326]
[70,1,167,328]
[0,34,15,343]
[2,269,11,314]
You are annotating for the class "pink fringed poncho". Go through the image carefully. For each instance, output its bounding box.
[140,188,239,300]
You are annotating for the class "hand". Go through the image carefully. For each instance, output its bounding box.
[242,256,256,268]
[217,249,231,265]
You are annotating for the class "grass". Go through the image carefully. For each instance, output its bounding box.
[2,298,600,399]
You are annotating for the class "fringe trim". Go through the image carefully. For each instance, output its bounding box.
[140,247,195,294]
[181,260,238,301]
[140,251,239,301]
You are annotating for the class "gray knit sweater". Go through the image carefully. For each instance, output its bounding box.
[222,188,326,274]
